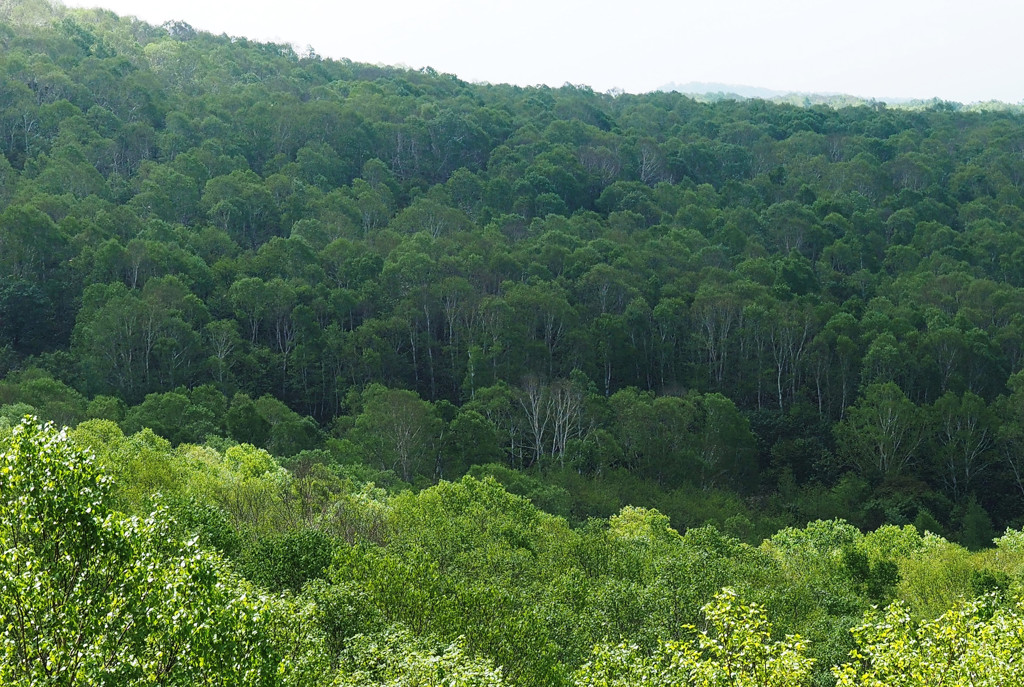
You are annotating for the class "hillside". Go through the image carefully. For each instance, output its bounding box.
[5,1,1024,684]
[4,0,1024,539]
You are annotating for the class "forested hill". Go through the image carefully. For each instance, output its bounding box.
[4,0,1024,545]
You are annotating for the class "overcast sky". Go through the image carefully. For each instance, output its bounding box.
[60,0,1024,104]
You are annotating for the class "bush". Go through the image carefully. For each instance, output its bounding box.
[240,527,336,591]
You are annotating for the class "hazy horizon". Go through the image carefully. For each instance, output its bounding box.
[59,0,1024,104]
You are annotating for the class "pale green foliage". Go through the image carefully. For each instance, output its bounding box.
[994,527,1024,554]
[319,482,392,544]
[574,587,814,687]
[261,592,334,686]
[0,404,35,432]
[70,420,295,537]
[0,418,313,686]
[384,476,546,575]
[768,519,861,553]
[761,519,862,601]
[330,477,570,686]
[834,596,1024,686]
[227,442,280,478]
[677,588,814,687]
[896,532,978,619]
[572,641,673,686]
[859,524,924,565]
[335,628,507,686]
[607,505,679,544]
[980,527,1024,597]
[70,420,185,510]
[757,519,868,661]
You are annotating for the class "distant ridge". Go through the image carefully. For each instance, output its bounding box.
[659,81,800,100]
[653,81,1018,110]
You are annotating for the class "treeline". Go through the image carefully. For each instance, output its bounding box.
[4,418,1024,686]
[4,1,1024,536]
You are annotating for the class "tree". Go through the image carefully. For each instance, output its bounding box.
[390,195,473,239]
[994,371,1024,502]
[336,629,507,686]
[122,390,220,445]
[697,393,758,492]
[927,391,995,503]
[445,408,503,476]
[0,279,54,354]
[226,392,271,448]
[72,281,205,400]
[129,163,200,224]
[201,169,279,247]
[809,312,860,419]
[229,276,271,344]
[608,388,700,487]
[350,384,441,481]
[834,383,925,482]
[834,596,1024,686]
[0,368,86,427]
[0,149,17,209]
[764,298,815,411]
[0,418,309,686]
[0,204,66,283]
[204,318,242,386]
[505,280,576,377]
[31,143,110,198]
[574,588,813,687]
[762,201,820,256]
[691,281,747,387]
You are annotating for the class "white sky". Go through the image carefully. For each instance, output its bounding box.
[60,0,1024,103]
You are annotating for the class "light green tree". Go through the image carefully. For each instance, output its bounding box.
[574,587,813,687]
[335,628,507,686]
[833,596,1024,686]
[0,418,321,686]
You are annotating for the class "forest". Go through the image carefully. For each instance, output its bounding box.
[3,0,1024,683]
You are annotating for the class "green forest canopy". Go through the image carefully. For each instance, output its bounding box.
[4,0,1024,540]
[4,417,1024,686]
[6,1,1024,683]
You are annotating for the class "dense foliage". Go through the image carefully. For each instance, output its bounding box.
[3,417,1024,685]
[3,1,1024,542]
[6,0,1024,681]
[0,419,329,685]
